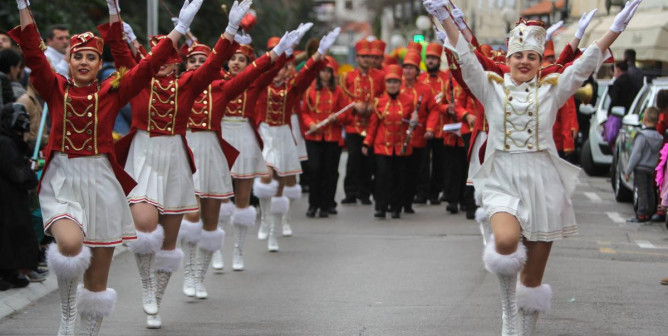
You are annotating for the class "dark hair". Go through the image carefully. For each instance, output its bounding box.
[45,25,68,41]
[614,61,628,72]
[624,49,636,62]
[102,45,113,63]
[316,67,336,91]
[657,90,668,111]
[644,106,659,124]
[0,48,23,73]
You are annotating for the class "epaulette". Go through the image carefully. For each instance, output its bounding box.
[486,71,503,84]
[540,73,559,86]
[109,67,129,89]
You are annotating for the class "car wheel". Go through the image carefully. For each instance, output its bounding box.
[581,139,609,176]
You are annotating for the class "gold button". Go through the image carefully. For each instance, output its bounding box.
[528,112,533,116]
[66,97,72,103]
[237,99,242,103]
[86,146,92,151]
[203,101,207,105]
[204,111,208,115]
[87,112,92,118]
[506,131,511,136]
[279,92,284,97]
[506,112,511,117]
[152,99,156,103]
[65,145,70,150]
[504,144,510,150]
[151,112,156,117]
[202,123,207,127]
[528,144,533,149]
[519,38,523,43]
[168,114,173,118]
[203,90,208,94]
[86,130,92,135]
[167,127,172,132]
[170,101,175,105]
[527,129,532,134]
[67,112,72,117]
[87,95,92,100]
[66,131,71,136]
[171,88,175,92]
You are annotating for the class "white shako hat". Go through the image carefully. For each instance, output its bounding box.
[506,19,547,58]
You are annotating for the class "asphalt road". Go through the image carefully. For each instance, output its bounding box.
[2,155,668,336]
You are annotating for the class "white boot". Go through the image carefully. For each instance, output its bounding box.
[212,202,234,272]
[282,185,302,237]
[517,283,552,336]
[178,219,202,297]
[483,240,527,336]
[146,248,183,329]
[77,288,116,336]
[268,196,289,252]
[254,178,277,240]
[126,226,164,316]
[46,244,91,336]
[231,206,257,271]
[195,229,224,299]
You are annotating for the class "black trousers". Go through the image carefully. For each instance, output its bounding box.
[426,138,445,199]
[442,145,468,204]
[375,154,408,212]
[306,140,342,211]
[404,147,428,208]
[344,133,374,199]
[634,169,657,217]
[461,133,477,210]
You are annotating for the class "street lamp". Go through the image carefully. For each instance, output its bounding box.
[416,15,431,43]
[500,6,517,33]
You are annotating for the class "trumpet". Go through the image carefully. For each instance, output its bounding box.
[575,83,593,105]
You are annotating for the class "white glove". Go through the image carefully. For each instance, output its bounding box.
[575,9,597,39]
[610,0,642,33]
[296,22,314,40]
[545,20,563,41]
[286,48,294,57]
[226,0,253,36]
[274,31,299,56]
[122,22,137,42]
[171,17,179,27]
[435,28,447,44]
[424,0,450,22]
[175,0,204,35]
[451,6,467,30]
[106,0,120,15]
[234,33,252,45]
[16,0,30,10]
[318,27,341,55]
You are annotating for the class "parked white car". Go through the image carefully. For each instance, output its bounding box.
[611,77,668,203]
[580,79,613,176]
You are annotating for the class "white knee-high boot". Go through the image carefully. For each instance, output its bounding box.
[282,185,301,237]
[46,244,91,336]
[254,178,277,240]
[126,226,164,316]
[231,206,257,271]
[483,241,527,336]
[77,288,117,336]
[195,228,224,299]
[517,283,552,336]
[212,202,234,271]
[146,248,184,329]
[178,220,202,297]
[268,196,289,252]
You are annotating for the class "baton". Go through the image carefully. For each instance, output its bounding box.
[305,102,354,135]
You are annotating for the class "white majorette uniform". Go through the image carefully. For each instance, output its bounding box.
[449,32,606,242]
[291,112,308,161]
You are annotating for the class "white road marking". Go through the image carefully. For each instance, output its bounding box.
[606,212,626,224]
[584,192,602,202]
[635,240,656,249]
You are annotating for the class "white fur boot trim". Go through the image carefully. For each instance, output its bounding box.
[77,288,117,318]
[178,219,202,244]
[46,244,91,280]
[154,249,184,272]
[253,178,278,198]
[126,226,164,255]
[232,206,257,227]
[198,229,225,252]
[270,196,290,215]
[475,207,487,223]
[517,283,552,314]
[483,240,527,276]
[283,185,302,200]
[219,202,235,225]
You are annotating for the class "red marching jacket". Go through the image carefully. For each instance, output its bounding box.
[419,70,449,139]
[401,81,437,149]
[8,23,175,195]
[301,84,350,143]
[339,67,386,135]
[363,92,416,156]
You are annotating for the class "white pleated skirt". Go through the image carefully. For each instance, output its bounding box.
[221,117,270,179]
[473,150,578,241]
[40,152,136,247]
[259,123,302,177]
[125,130,199,214]
[291,114,308,161]
[186,130,234,199]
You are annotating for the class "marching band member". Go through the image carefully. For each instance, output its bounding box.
[254,27,340,252]
[429,0,642,334]
[102,0,251,328]
[340,40,385,205]
[362,64,416,219]
[302,56,350,218]
[400,42,439,214]
[370,39,387,70]
[9,0,188,334]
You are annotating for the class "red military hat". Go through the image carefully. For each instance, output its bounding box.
[425,42,443,58]
[355,40,372,56]
[403,49,422,68]
[267,36,281,49]
[370,39,386,56]
[407,42,422,54]
[69,32,104,55]
[384,64,402,80]
[235,44,255,61]
[150,35,182,64]
[181,41,212,59]
[544,40,555,58]
[480,44,494,59]
[383,54,399,66]
[324,55,338,74]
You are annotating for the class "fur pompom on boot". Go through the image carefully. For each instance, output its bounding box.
[77,288,117,336]
[517,283,552,336]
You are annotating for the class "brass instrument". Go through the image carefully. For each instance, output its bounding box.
[575,83,594,105]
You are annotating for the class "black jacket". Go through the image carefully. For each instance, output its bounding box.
[608,73,640,115]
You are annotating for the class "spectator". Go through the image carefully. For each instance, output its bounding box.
[625,107,663,222]
[655,90,668,136]
[43,25,70,77]
[17,82,46,154]
[0,48,26,99]
[0,103,40,290]
[609,61,639,116]
[624,49,643,90]
[0,31,12,50]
